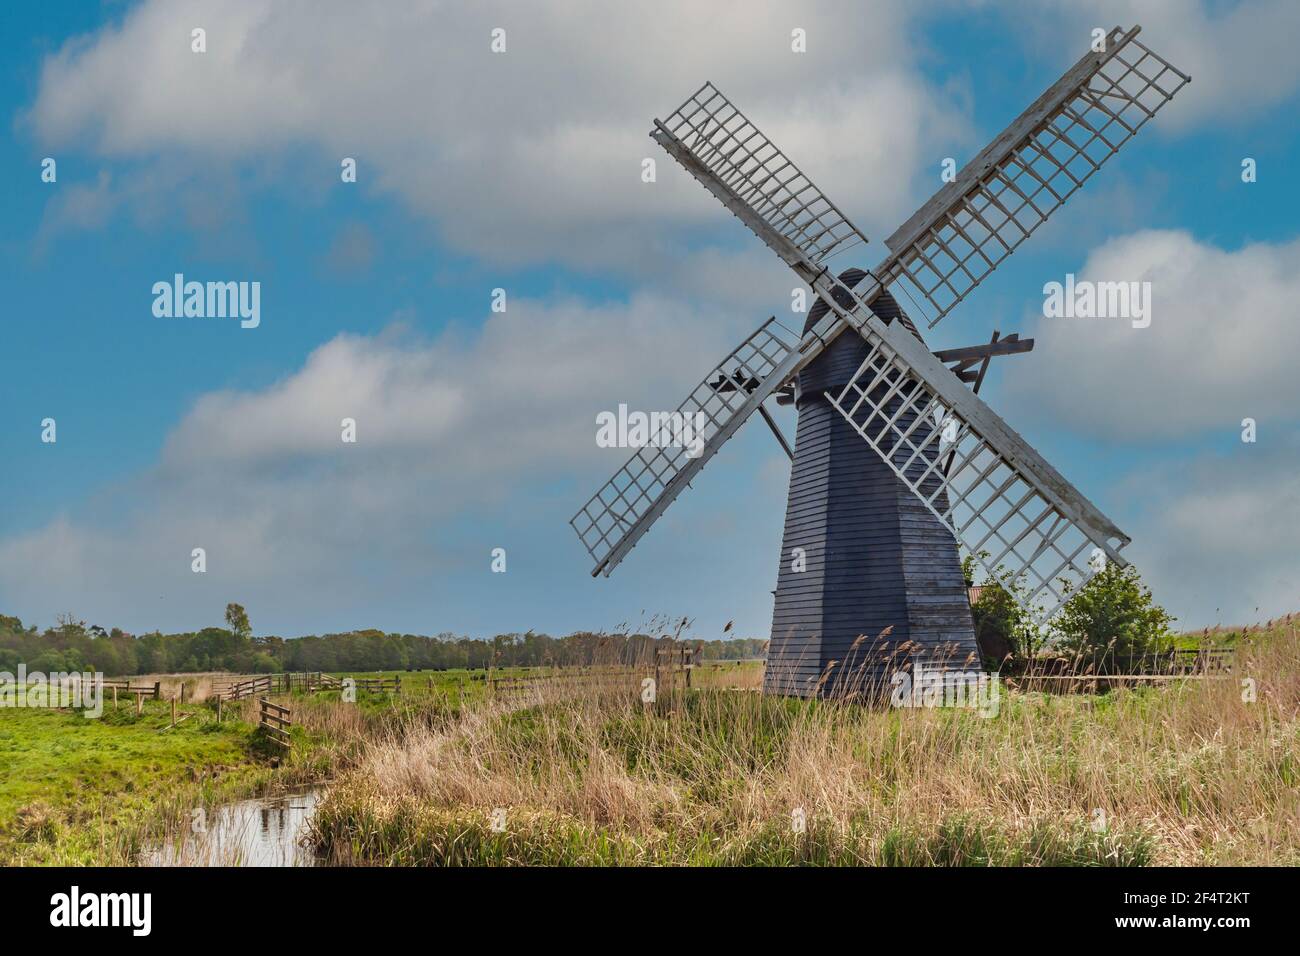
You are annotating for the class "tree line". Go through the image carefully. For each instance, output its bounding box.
[0,563,1178,679]
[0,607,767,677]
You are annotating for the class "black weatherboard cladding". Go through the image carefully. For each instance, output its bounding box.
[764,278,979,698]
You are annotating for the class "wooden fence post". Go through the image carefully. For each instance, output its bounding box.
[135,692,144,716]
[112,686,118,710]
[216,695,223,723]
[171,695,177,727]
[654,649,662,716]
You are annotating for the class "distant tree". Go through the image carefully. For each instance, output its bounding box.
[224,603,252,640]
[1052,564,1174,668]
[29,649,77,673]
[53,612,87,640]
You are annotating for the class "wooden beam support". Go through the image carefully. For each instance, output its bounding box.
[931,335,1033,365]
[973,330,1000,395]
[757,403,794,461]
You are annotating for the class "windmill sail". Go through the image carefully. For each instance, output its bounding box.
[825,313,1129,621]
[880,26,1190,327]
[643,28,1187,620]
[571,317,805,576]
[651,82,870,282]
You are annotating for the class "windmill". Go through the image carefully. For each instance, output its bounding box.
[570,26,1189,697]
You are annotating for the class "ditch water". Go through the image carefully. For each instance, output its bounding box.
[143,786,325,867]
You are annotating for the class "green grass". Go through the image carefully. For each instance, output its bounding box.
[0,664,761,865]
[0,700,315,864]
[312,800,1154,866]
[329,662,763,701]
[9,638,1287,868]
[310,690,1161,866]
[310,621,1300,867]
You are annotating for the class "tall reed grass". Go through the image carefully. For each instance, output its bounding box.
[309,620,1298,866]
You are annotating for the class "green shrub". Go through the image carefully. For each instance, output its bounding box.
[962,554,1044,665]
[1053,564,1174,668]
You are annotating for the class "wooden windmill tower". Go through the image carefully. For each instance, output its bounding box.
[571,26,1189,697]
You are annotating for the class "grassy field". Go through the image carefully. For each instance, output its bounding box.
[0,664,720,863]
[309,623,1299,866]
[332,661,763,698]
[2,625,1295,867]
[0,701,279,864]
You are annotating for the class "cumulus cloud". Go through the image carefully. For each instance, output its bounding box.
[24,0,972,270]
[0,292,765,632]
[32,170,119,257]
[1009,230,1300,440]
[1124,433,1300,627]
[1011,0,1300,132]
[12,0,1296,638]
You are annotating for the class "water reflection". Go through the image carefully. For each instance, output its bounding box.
[145,787,324,867]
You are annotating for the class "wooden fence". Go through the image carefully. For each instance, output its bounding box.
[101,679,161,700]
[214,672,395,701]
[1007,645,1237,692]
[223,675,275,701]
[1170,647,1235,673]
[654,644,700,693]
[488,648,702,709]
[216,672,335,700]
[257,697,292,750]
[350,676,401,695]
[488,665,643,697]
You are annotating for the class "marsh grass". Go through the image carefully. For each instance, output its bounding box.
[7,623,1293,866]
[311,621,1299,866]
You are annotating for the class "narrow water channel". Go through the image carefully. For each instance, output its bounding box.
[144,786,325,866]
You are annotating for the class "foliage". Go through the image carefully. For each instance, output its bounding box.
[224,603,252,641]
[962,553,1045,663]
[1053,564,1175,667]
[0,610,766,677]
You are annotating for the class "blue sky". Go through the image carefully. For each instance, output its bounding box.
[1,0,1298,640]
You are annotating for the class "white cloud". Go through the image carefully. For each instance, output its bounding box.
[13,1,1298,638]
[33,170,117,253]
[24,0,971,270]
[1009,230,1300,440]
[1010,0,1300,132]
[1125,434,1300,627]
[0,291,764,632]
